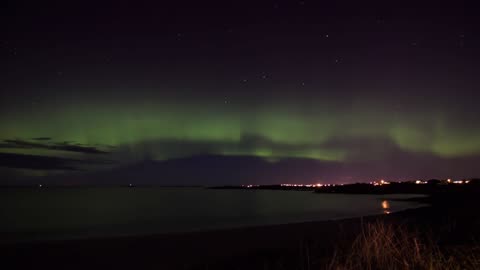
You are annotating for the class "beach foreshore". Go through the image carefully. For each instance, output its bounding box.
[2,192,479,270]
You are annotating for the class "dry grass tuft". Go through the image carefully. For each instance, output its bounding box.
[327,221,479,270]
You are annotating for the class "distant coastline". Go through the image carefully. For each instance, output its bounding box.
[210,178,480,195]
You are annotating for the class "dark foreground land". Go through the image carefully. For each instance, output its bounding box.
[2,187,480,269]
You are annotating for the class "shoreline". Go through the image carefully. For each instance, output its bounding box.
[0,193,426,246]
[1,205,433,269]
[1,202,427,245]
[2,190,478,269]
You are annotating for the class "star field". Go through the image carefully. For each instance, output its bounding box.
[1,0,480,184]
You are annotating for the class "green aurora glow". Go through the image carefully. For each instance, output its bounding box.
[1,94,479,162]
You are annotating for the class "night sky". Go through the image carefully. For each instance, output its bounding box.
[1,1,480,185]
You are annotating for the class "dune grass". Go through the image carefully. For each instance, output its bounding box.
[325,221,479,270]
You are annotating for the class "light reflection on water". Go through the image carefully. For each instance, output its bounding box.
[382,200,391,214]
[0,188,426,242]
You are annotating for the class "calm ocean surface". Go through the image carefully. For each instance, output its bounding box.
[0,188,426,243]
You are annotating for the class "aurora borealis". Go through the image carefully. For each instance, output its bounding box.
[2,1,480,184]
[2,93,480,160]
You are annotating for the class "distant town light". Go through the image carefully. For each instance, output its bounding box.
[280,183,324,188]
